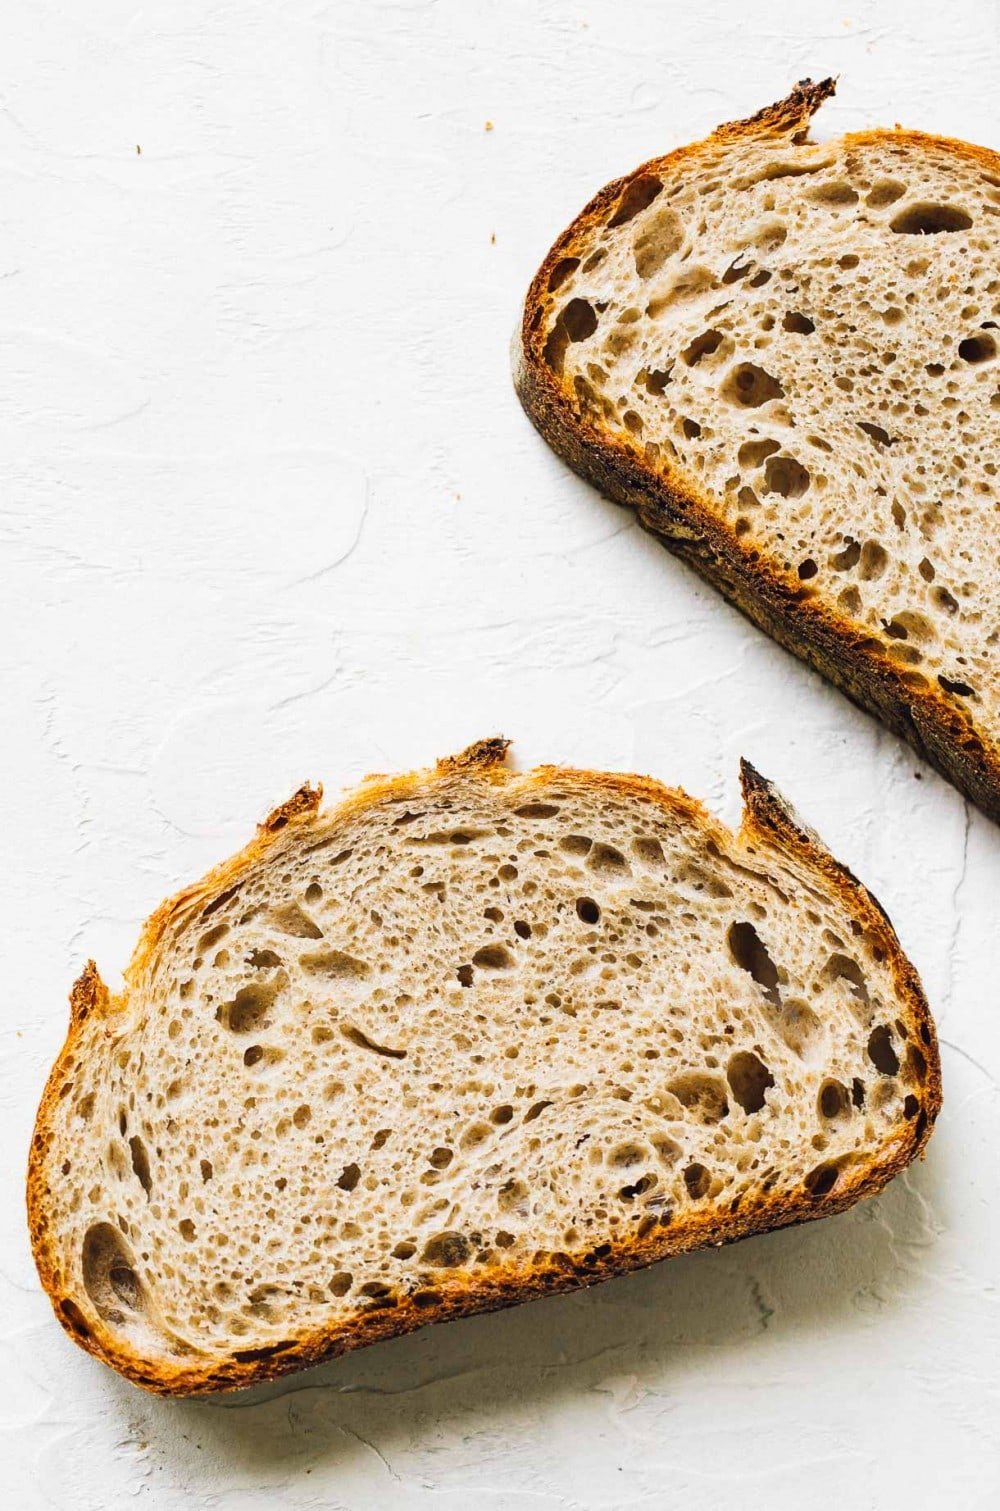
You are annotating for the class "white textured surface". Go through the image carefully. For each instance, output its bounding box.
[3,1,999,1505]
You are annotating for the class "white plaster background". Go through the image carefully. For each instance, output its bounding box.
[2,1,999,1505]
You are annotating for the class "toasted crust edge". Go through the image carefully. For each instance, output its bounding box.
[513,80,1000,823]
[27,740,940,1395]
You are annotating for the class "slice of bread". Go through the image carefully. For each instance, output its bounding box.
[28,739,939,1395]
[514,79,1000,819]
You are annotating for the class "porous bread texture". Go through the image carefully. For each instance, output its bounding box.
[29,743,939,1394]
[518,81,1000,812]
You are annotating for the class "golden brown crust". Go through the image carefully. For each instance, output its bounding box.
[27,740,940,1395]
[513,82,1000,824]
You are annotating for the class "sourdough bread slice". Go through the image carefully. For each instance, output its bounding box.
[514,79,1000,819]
[28,739,939,1395]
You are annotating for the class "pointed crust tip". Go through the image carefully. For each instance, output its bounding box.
[260,784,323,833]
[438,737,511,774]
[714,76,837,144]
[69,961,109,1027]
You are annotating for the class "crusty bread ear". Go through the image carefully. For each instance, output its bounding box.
[514,79,1000,821]
[28,741,939,1395]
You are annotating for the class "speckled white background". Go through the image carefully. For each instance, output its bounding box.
[4,1,999,1505]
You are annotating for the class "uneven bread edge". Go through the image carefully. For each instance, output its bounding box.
[512,84,1000,824]
[27,741,939,1395]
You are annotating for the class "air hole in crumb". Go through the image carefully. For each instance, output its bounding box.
[633,203,684,278]
[199,923,229,953]
[247,948,282,970]
[818,1078,850,1121]
[576,897,601,925]
[858,541,888,581]
[722,257,752,283]
[457,964,474,988]
[619,1174,657,1201]
[824,953,870,1005]
[774,999,822,1059]
[804,1161,841,1198]
[491,1104,514,1125]
[681,328,723,366]
[547,257,579,292]
[858,421,894,449]
[682,417,701,439]
[217,979,281,1034]
[429,1147,453,1170]
[868,1025,899,1076]
[329,1272,352,1296]
[561,298,599,342]
[640,367,672,396]
[608,173,663,227]
[461,1121,491,1150]
[472,944,515,971]
[763,454,810,499]
[867,180,905,208]
[128,1136,152,1196]
[727,921,781,1005]
[270,903,323,938]
[809,180,858,206]
[890,202,972,235]
[81,1225,145,1325]
[588,842,631,876]
[300,948,371,980]
[721,363,784,408]
[201,885,240,918]
[633,837,664,866]
[341,1022,406,1060]
[178,1219,196,1241]
[337,1162,361,1192]
[798,558,818,580]
[726,1051,774,1114]
[904,1044,927,1083]
[931,586,959,615]
[514,802,560,819]
[560,834,593,856]
[666,1072,729,1124]
[958,333,996,364]
[684,1163,710,1199]
[608,1141,645,1168]
[498,1177,529,1212]
[938,674,975,697]
[782,311,815,334]
[832,537,861,571]
[851,1077,866,1108]
[392,1240,417,1260]
[421,1231,471,1268]
[413,1289,442,1308]
[738,437,780,468]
